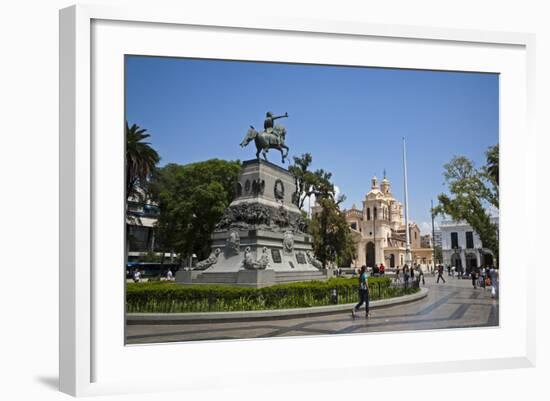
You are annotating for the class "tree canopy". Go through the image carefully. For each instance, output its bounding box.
[434,144,499,265]
[151,159,241,261]
[309,196,355,268]
[289,153,342,210]
[289,153,354,268]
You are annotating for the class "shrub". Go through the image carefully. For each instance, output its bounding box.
[126,276,418,313]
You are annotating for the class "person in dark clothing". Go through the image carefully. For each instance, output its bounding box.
[352,265,370,319]
[403,265,410,288]
[436,264,446,283]
[471,268,478,289]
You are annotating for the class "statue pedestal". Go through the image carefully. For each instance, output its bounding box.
[185,159,326,288]
[236,269,276,288]
[323,269,336,279]
[175,270,200,284]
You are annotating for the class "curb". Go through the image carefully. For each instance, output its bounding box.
[127,287,428,325]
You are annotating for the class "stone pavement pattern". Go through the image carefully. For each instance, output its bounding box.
[126,274,499,344]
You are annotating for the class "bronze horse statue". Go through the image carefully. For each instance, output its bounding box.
[240,126,290,163]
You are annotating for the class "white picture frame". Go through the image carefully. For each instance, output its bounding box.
[59,4,536,397]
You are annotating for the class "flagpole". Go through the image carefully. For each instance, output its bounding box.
[431,199,437,270]
[402,137,412,267]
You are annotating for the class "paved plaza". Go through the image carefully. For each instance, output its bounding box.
[126,274,499,345]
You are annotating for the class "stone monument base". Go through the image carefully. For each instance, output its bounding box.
[178,159,330,288]
[236,269,275,287]
[176,268,334,288]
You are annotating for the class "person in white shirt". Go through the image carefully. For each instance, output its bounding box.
[133,270,141,283]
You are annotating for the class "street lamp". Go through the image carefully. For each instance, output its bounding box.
[373,205,377,267]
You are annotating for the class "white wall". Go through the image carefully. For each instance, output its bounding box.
[441,224,483,250]
[1,1,549,401]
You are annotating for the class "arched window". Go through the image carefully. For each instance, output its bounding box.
[367,208,371,220]
[374,207,377,219]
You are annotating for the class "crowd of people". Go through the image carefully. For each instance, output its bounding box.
[434,263,499,298]
[353,261,499,299]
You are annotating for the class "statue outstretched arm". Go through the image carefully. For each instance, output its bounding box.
[273,112,288,120]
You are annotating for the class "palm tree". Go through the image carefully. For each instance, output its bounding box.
[126,121,160,201]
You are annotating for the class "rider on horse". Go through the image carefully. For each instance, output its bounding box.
[264,111,288,144]
[240,111,290,163]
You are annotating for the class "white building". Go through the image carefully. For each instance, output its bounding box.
[433,229,442,249]
[439,217,498,272]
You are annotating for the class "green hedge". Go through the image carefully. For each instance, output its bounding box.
[126,276,419,313]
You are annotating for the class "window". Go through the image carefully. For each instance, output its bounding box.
[466,231,474,249]
[374,207,377,219]
[451,232,459,249]
[367,208,371,220]
[351,222,357,230]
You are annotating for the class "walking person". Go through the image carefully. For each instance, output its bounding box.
[351,265,370,319]
[403,265,410,289]
[417,264,425,285]
[395,266,401,284]
[436,264,446,283]
[471,267,477,289]
[479,266,486,288]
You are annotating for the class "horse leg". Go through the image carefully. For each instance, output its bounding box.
[279,147,286,163]
[281,145,289,163]
[262,148,268,161]
[255,147,261,160]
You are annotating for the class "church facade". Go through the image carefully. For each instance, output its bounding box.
[344,175,433,269]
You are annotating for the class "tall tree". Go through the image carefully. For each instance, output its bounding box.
[126,121,160,201]
[434,145,499,264]
[289,153,341,210]
[288,153,317,210]
[483,144,499,208]
[309,196,355,268]
[292,153,354,268]
[125,122,160,257]
[152,159,241,262]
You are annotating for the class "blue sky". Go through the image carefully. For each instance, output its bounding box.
[125,56,499,234]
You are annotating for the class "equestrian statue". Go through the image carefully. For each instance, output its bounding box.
[240,111,290,163]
